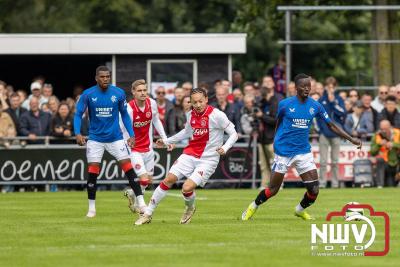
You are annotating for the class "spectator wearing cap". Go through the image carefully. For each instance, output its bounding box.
[371,85,389,112]
[344,100,374,137]
[370,120,400,187]
[317,76,346,188]
[378,95,400,128]
[22,82,47,110]
[19,96,52,144]
[5,93,27,136]
[0,101,16,148]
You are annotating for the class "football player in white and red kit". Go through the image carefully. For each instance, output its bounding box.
[120,79,171,214]
[135,87,238,225]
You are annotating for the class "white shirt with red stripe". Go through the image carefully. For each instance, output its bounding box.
[166,105,238,159]
[120,98,167,153]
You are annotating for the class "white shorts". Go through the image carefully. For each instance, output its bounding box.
[86,140,130,163]
[169,154,219,187]
[272,152,316,175]
[130,150,155,177]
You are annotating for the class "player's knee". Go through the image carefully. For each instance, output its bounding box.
[182,183,194,193]
[305,181,319,196]
[163,174,177,187]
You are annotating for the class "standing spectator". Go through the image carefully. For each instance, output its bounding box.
[287,81,296,97]
[0,80,10,110]
[182,96,191,113]
[243,82,255,96]
[268,54,286,95]
[371,85,389,112]
[16,89,27,103]
[47,96,60,115]
[395,83,400,111]
[0,101,16,148]
[232,88,244,112]
[338,91,347,101]
[19,96,52,144]
[240,95,257,135]
[361,93,379,131]
[261,75,284,102]
[378,95,400,128]
[172,87,185,106]
[169,88,186,135]
[155,86,174,135]
[5,93,27,135]
[344,100,374,137]
[317,76,346,188]
[51,102,74,144]
[348,89,359,105]
[22,82,46,110]
[344,99,353,113]
[211,85,239,129]
[182,81,193,97]
[370,120,400,187]
[41,83,53,103]
[258,84,279,188]
[389,85,397,97]
[315,82,324,97]
[232,71,243,90]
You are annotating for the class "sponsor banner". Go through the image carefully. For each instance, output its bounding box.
[0,146,254,184]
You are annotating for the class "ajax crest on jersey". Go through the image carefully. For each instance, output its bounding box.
[146,112,151,118]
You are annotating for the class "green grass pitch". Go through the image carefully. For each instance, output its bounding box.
[0,188,398,267]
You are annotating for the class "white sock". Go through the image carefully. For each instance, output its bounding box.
[88,199,96,211]
[251,201,258,209]
[145,185,169,215]
[182,191,196,208]
[136,195,145,207]
[296,203,304,213]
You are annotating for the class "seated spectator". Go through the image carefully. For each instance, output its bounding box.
[371,85,389,112]
[362,94,379,131]
[0,80,10,110]
[0,101,16,148]
[370,120,400,187]
[344,100,374,137]
[22,82,47,110]
[155,86,174,135]
[47,96,59,115]
[5,93,27,136]
[51,102,74,144]
[378,95,400,128]
[348,89,359,105]
[19,96,52,144]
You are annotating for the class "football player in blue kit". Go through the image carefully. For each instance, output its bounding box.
[242,73,362,221]
[74,66,145,218]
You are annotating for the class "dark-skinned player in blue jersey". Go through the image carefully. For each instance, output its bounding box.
[242,73,362,221]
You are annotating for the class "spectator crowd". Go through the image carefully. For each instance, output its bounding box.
[1,63,400,188]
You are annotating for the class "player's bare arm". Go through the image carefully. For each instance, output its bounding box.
[327,121,362,149]
[127,136,135,148]
[76,134,86,146]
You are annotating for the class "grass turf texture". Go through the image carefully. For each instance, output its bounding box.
[0,188,398,267]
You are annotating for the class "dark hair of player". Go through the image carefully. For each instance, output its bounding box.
[385,95,397,103]
[190,87,208,98]
[96,66,110,76]
[294,73,310,87]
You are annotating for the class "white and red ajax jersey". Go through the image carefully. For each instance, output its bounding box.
[167,105,237,159]
[121,98,167,153]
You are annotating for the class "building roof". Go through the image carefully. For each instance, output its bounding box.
[0,33,246,55]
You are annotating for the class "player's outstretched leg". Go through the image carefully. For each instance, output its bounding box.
[180,179,197,224]
[119,160,146,213]
[86,164,100,218]
[242,172,284,220]
[135,173,177,225]
[295,170,319,220]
